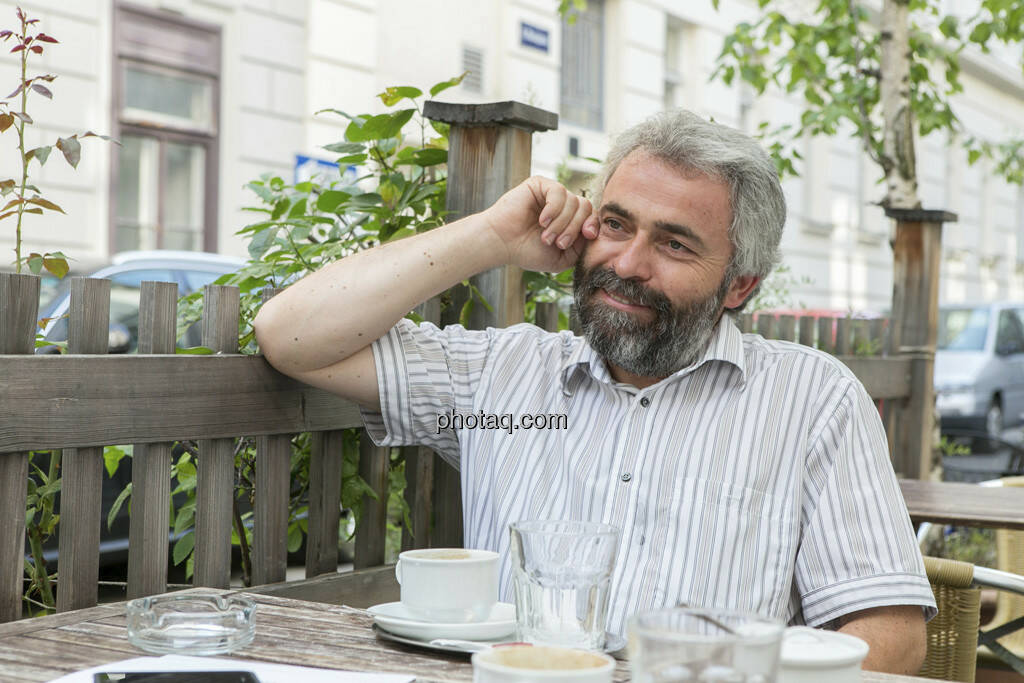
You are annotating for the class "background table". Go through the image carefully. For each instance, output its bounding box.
[900,478,1024,530]
[0,588,948,682]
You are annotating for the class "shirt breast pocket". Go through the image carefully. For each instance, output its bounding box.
[661,476,796,618]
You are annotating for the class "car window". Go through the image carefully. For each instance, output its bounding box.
[996,310,1024,355]
[182,268,232,293]
[938,307,990,351]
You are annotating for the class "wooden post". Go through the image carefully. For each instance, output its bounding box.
[423,101,558,548]
[57,278,111,612]
[194,285,239,588]
[887,208,956,479]
[127,281,178,599]
[0,272,39,622]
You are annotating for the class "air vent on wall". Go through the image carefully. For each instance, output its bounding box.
[462,46,483,93]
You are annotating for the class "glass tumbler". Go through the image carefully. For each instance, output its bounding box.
[628,607,785,683]
[509,519,620,650]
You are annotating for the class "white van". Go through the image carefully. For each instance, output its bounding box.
[935,302,1024,438]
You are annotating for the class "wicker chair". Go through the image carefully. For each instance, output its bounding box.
[977,475,1024,673]
[920,556,982,682]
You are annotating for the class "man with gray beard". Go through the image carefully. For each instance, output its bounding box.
[254,110,934,673]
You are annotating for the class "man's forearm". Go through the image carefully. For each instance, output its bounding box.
[254,212,507,375]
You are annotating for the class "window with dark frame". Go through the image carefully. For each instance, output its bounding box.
[111,3,220,254]
[560,0,604,130]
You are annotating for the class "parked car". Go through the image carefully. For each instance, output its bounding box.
[935,302,1024,438]
[36,250,245,354]
[30,250,245,569]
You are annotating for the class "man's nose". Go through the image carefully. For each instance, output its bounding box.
[610,239,651,281]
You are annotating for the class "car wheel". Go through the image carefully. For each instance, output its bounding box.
[986,400,1004,439]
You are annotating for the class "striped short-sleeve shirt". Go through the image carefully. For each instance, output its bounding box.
[361,316,937,636]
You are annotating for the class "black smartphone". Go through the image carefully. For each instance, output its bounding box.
[93,673,260,682]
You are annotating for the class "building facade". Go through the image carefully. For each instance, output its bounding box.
[1,0,1022,310]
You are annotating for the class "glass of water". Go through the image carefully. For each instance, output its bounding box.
[509,519,620,650]
[628,607,785,682]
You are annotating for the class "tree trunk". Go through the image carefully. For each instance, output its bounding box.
[880,0,921,209]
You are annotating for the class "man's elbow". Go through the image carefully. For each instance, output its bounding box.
[907,617,928,675]
[253,306,289,371]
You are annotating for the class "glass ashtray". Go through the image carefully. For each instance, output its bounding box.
[126,593,256,655]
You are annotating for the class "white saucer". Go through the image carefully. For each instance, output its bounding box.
[366,601,516,641]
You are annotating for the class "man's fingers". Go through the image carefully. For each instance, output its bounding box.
[537,184,567,235]
[555,198,594,249]
[543,193,580,243]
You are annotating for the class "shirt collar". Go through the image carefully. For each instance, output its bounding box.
[558,314,747,392]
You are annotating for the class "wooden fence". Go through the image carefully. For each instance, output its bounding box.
[0,100,943,624]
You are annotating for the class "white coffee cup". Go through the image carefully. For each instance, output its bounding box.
[778,626,869,683]
[472,644,616,682]
[395,547,499,623]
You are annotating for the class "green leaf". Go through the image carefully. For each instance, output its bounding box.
[173,503,195,535]
[378,85,423,106]
[175,345,214,355]
[335,153,367,165]
[287,523,303,552]
[430,72,467,97]
[316,190,350,213]
[107,483,132,531]
[248,225,280,258]
[322,142,365,154]
[173,531,194,566]
[43,254,69,279]
[939,16,959,39]
[56,135,81,168]
[459,298,474,327]
[968,148,982,165]
[968,22,992,45]
[26,253,44,274]
[25,506,35,527]
[26,146,51,165]
[103,445,127,478]
[27,196,64,213]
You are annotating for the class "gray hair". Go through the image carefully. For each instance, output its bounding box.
[589,110,786,310]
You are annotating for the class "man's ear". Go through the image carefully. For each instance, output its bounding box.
[722,274,760,310]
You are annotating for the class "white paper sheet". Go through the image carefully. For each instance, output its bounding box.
[47,654,415,683]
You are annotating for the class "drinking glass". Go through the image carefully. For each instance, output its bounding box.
[628,607,785,683]
[509,519,620,650]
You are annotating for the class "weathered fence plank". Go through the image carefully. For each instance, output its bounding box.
[798,316,815,347]
[0,272,39,622]
[128,281,178,599]
[195,285,240,589]
[0,355,363,451]
[306,430,343,577]
[777,314,796,341]
[57,278,111,613]
[252,434,292,586]
[354,434,389,569]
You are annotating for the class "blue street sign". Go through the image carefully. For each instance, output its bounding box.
[294,154,359,186]
[520,22,549,53]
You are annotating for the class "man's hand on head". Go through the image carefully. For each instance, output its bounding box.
[482,176,596,273]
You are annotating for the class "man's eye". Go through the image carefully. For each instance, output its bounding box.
[668,240,687,252]
[604,218,623,231]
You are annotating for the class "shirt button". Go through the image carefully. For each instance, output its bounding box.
[621,473,632,482]
[640,397,651,407]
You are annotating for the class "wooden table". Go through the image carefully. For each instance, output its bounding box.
[900,478,1024,530]
[0,589,947,682]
